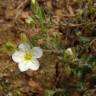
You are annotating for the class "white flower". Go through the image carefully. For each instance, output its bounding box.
[12,43,43,72]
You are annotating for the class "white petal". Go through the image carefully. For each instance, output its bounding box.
[29,59,40,71]
[12,51,24,63]
[18,63,29,72]
[32,47,43,58]
[18,43,30,51]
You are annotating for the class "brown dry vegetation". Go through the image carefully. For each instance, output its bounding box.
[0,0,96,96]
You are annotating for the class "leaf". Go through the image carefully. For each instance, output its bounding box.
[64,65,72,76]
[5,41,16,51]
[20,33,29,43]
[44,90,55,96]
[75,82,85,91]
[64,48,78,63]
[79,36,91,44]
[25,16,35,26]
[88,56,96,63]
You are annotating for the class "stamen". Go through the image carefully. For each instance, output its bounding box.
[24,51,32,60]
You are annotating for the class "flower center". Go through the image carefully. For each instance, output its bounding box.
[24,51,32,60]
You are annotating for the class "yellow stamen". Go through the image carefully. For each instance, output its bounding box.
[24,51,32,60]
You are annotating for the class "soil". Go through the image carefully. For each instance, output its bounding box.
[0,0,96,96]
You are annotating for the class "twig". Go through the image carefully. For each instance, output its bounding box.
[16,0,29,10]
[43,49,63,54]
[59,22,96,27]
[66,0,74,15]
[90,39,96,46]
[52,15,76,18]
[14,0,30,21]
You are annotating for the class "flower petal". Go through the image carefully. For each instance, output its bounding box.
[18,63,29,72]
[29,59,40,71]
[18,43,30,51]
[12,51,24,63]
[32,47,43,58]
